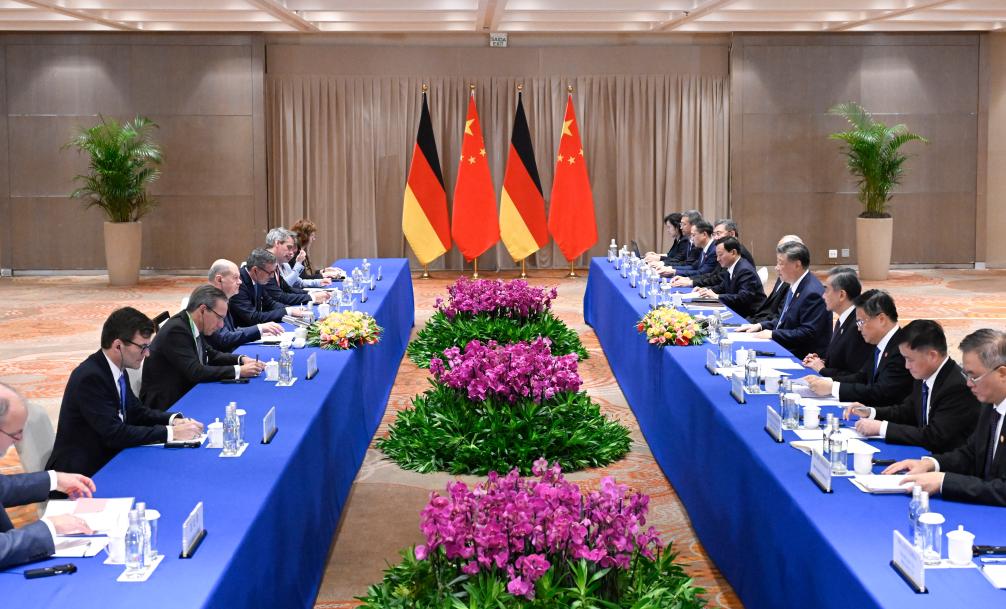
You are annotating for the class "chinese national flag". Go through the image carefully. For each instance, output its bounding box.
[547,93,597,262]
[500,92,549,262]
[451,91,499,262]
[402,92,451,265]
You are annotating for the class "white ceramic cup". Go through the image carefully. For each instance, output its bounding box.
[802,404,821,429]
[947,525,975,566]
[106,533,126,564]
[265,360,279,381]
[853,451,873,475]
[294,327,308,340]
[764,372,781,393]
[207,421,223,448]
[735,348,748,366]
[292,336,307,349]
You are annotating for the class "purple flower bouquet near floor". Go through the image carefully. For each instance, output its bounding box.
[358,461,706,608]
[407,277,587,368]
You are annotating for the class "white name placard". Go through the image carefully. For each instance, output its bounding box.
[180,502,206,558]
[765,405,783,443]
[891,530,926,593]
[808,448,833,493]
[306,352,318,380]
[705,349,718,375]
[730,374,746,404]
[262,406,277,444]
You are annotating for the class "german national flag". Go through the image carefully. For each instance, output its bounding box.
[500,92,548,262]
[403,92,451,266]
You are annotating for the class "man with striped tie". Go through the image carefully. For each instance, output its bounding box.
[883,329,1006,506]
[47,308,203,478]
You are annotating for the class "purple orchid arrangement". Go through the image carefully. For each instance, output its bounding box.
[414,459,662,600]
[435,277,558,319]
[429,338,581,404]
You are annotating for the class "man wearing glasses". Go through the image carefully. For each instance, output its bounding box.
[47,308,204,477]
[883,329,1006,506]
[142,285,266,412]
[230,248,315,327]
[2,382,96,568]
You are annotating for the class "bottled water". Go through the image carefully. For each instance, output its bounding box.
[913,491,930,548]
[707,314,721,343]
[744,350,759,392]
[222,402,238,455]
[135,502,152,563]
[908,485,922,543]
[279,346,293,384]
[822,413,835,454]
[829,418,848,474]
[125,509,146,573]
[608,239,617,262]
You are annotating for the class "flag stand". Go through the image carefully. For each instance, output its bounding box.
[421,264,430,279]
[520,259,527,278]
[473,258,479,279]
[568,261,577,278]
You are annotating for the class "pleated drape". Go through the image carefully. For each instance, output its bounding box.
[266,74,728,271]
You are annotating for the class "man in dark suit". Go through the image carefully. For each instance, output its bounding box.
[885,329,1006,506]
[805,289,914,407]
[46,308,204,477]
[744,234,802,325]
[264,227,329,308]
[693,237,765,318]
[141,285,266,412]
[204,259,283,353]
[847,320,980,453]
[1,382,96,569]
[646,210,702,269]
[739,241,830,359]
[670,219,755,289]
[230,249,314,328]
[802,268,873,378]
[659,220,717,278]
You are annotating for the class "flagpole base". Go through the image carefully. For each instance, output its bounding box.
[420,265,430,279]
[472,259,479,279]
[567,261,577,278]
[520,259,527,279]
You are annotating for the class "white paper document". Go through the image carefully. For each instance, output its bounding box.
[758,357,805,371]
[793,427,871,441]
[252,331,297,345]
[53,536,109,557]
[849,474,911,494]
[726,332,772,343]
[981,565,1006,588]
[790,438,878,456]
[44,497,134,534]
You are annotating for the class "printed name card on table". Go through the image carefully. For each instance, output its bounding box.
[306,352,319,380]
[180,501,206,559]
[808,448,833,493]
[730,374,746,404]
[891,530,926,593]
[764,405,784,443]
[262,406,278,444]
[705,349,718,375]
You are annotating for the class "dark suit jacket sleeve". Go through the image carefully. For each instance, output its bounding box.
[940,474,1006,506]
[764,291,827,340]
[204,324,260,353]
[718,267,765,316]
[837,352,913,407]
[230,283,287,326]
[264,279,310,306]
[0,472,55,568]
[674,250,718,278]
[160,323,240,383]
[878,382,980,453]
[690,267,724,288]
[202,338,241,368]
[73,368,169,450]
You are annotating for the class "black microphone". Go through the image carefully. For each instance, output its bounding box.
[24,563,77,579]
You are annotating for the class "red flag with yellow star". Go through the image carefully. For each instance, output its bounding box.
[547,93,597,262]
[451,90,499,262]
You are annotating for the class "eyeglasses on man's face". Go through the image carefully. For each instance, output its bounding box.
[961,364,1005,385]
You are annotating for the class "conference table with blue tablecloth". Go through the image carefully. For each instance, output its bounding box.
[583,257,1005,609]
[3,258,414,608]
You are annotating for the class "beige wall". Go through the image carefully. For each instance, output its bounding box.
[986,32,1006,268]
[0,33,267,271]
[730,33,981,267]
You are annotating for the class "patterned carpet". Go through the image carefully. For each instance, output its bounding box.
[2,267,1005,608]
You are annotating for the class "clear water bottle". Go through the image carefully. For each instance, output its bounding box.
[135,502,152,563]
[222,402,238,455]
[279,345,293,384]
[125,509,146,573]
[744,350,759,392]
[829,418,848,474]
[638,274,649,299]
[361,258,371,281]
[707,314,721,343]
[608,239,617,262]
[913,491,930,548]
[908,485,922,543]
[822,413,835,454]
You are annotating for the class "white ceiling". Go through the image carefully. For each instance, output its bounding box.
[0,1,1003,33]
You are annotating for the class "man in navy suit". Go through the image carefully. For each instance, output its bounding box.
[230,249,314,328]
[1,382,96,569]
[694,237,765,318]
[264,228,330,308]
[670,219,756,289]
[884,329,1006,506]
[802,268,873,378]
[847,320,979,453]
[47,308,204,477]
[738,241,831,359]
[805,289,914,407]
[204,259,283,353]
[659,220,717,278]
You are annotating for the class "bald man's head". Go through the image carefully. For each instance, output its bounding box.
[0,382,27,453]
[777,234,803,248]
[207,259,242,299]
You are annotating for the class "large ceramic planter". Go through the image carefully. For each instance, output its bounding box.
[855,217,893,281]
[103,221,142,286]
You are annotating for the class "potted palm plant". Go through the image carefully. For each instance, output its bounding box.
[828,102,927,280]
[65,116,162,286]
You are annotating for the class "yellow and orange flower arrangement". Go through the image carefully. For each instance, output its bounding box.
[636,307,706,347]
[307,310,382,351]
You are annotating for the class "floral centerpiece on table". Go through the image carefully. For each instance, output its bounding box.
[306,310,382,350]
[407,277,587,368]
[379,338,629,475]
[637,307,706,347]
[358,460,706,609]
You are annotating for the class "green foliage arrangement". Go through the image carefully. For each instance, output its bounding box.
[376,382,630,476]
[828,102,927,218]
[359,550,705,609]
[406,310,588,368]
[64,116,163,223]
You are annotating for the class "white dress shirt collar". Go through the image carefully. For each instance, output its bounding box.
[102,352,125,397]
[789,270,810,294]
[727,258,739,279]
[924,356,950,391]
[837,304,855,326]
[875,324,900,355]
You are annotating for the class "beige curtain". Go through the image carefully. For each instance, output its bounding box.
[266,74,728,270]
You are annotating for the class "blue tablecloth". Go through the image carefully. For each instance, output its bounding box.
[583,257,1005,609]
[4,258,414,608]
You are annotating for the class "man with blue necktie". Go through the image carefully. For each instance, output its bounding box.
[47,308,203,478]
[657,220,717,278]
[204,259,284,353]
[737,241,831,359]
[883,329,1006,506]
[804,289,913,407]
[230,249,314,327]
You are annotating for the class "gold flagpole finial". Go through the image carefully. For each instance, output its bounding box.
[517,83,524,92]
[469,83,476,92]
[421,83,428,92]
[567,83,574,93]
